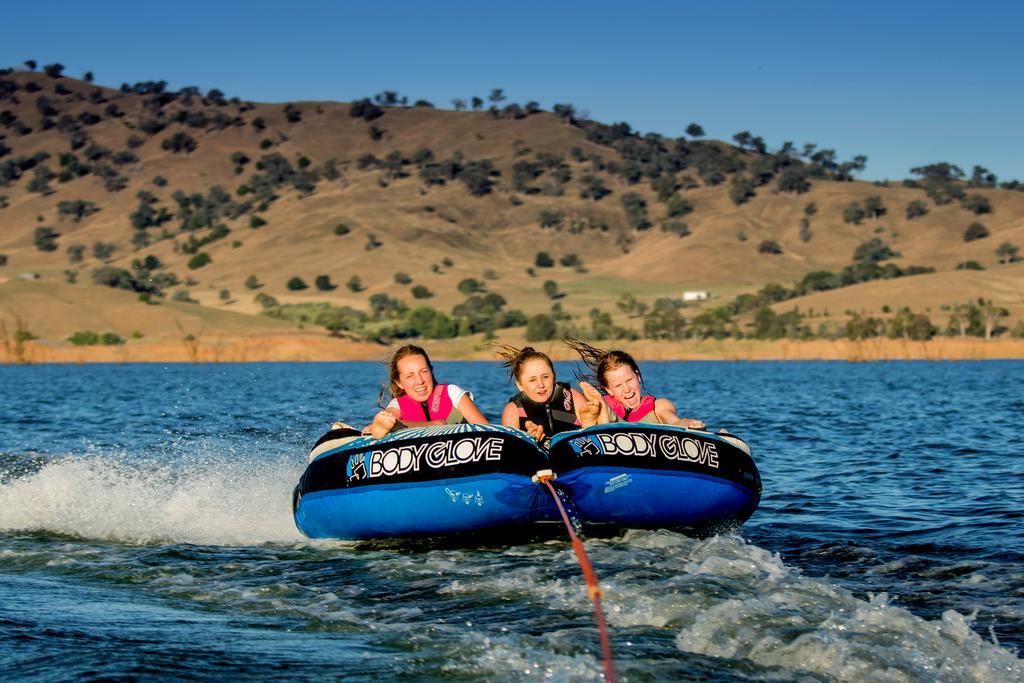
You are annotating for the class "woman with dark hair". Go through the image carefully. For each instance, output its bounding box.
[495,344,602,446]
[564,338,705,429]
[365,344,487,439]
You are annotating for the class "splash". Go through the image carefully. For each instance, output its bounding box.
[0,451,306,546]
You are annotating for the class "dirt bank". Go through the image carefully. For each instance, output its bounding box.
[3,334,1023,364]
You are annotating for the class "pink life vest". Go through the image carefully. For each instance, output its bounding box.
[605,394,658,423]
[395,384,459,422]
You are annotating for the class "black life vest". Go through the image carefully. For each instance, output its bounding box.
[510,382,580,445]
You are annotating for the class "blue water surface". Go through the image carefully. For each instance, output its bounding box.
[1,360,1022,681]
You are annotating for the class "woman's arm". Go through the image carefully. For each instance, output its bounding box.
[500,402,520,428]
[654,398,705,430]
[456,394,488,424]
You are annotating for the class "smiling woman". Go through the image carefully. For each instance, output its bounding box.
[565,338,705,430]
[368,344,487,439]
[496,344,601,447]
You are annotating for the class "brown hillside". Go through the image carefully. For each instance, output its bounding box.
[1,68,1022,350]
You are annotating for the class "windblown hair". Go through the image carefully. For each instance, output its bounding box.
[563,337,644,391]
[493,344,554,382]
[379,344,435,405]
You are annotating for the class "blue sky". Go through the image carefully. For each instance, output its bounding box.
[4,0,1022,180]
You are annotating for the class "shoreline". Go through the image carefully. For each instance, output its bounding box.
[3,335,1024,364]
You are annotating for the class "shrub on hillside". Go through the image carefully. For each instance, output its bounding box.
[662,220,690,237]
[758,240,783,255]
[346,276,363,292]
[411,285,434,299]
[286,276,308,291]
[863,195,886,219]
[905,199,928,220]
[315,275,336,291]
[542,280,563,299]
[255,292,278,308]
[842,202,866,225]
[729,176,756,205]
[535,251,554,268]
[458,278,484,295]
[963,222,990,242]
[665,195,693,218]
[334,223,350,236]
[68,330,99,345]
[960,194,992,215]
[187,252,212,269]
[853,238,900,263]
[579,175,611,201]
[538,209,564,229]
[91,241,116,261]
[162,132,197,154]
[621,192,650,230]
[394,272,412,285]
[996,242,1020,264]
[57,200,99,222]
[525,314,557,342]
[34,226,59,251]
[792,215,811,243]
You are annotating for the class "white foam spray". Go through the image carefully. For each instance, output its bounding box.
[0,451,306,546]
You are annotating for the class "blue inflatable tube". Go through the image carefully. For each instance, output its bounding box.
[547,424,762,534]
[293,424,552,539]
[293,423,761,540]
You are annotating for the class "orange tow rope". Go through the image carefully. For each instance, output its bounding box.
[534,471,617,682]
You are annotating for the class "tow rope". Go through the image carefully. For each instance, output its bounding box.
[533,470,617,682]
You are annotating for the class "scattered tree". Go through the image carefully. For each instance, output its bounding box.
[665,195,693,218]
[525,313,556,341]
[187,252,211,269]
[92,241,116,261]
[411,285,433,299]
[66,243,86,263]
[842,202,866,225]
[960,194,992,215]
[162,132,197,154]
[963,222,990,242]
[457,278,484,295]
[33,226,59,251]
[905,199,928,220]
[995,241,1020,264]
[853,238,899,263]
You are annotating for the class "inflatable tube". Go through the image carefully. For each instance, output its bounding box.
[548,424,761,534]
[293,424,551,540]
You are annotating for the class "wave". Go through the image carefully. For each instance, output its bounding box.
[0,450,306,546]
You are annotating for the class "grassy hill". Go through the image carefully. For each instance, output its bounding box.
[1,65,1023,353]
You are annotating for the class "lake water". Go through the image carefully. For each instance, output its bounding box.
[1,360,1022,681]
